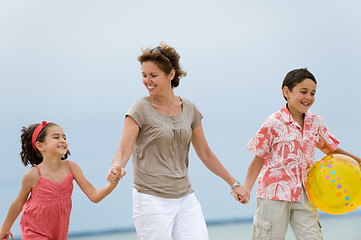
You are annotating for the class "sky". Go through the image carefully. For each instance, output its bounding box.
[1,0,361,236]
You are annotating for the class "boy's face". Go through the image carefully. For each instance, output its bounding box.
[283,78,316,118]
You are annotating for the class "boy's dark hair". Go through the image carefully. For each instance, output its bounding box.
[282,68,317,100]
[20,123,70,166]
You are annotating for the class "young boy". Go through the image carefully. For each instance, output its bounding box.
[244,68,361,239]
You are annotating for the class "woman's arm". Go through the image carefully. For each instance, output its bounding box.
[0,170,35,239]
[107,116,139,182]
[71,161,125,203]
[191,121,250,203]
[244,155,265,192]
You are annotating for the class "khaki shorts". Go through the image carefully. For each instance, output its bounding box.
[252,188,322,240]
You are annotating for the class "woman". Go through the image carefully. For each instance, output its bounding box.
[107,43,249,240]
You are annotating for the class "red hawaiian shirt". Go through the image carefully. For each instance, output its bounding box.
[246,105,339,202]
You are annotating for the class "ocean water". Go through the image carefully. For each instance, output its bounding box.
[65,213,361,240]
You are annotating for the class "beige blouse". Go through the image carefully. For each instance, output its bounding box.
[126,97,203,198]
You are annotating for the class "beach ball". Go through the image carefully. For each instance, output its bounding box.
[305,154,361,215]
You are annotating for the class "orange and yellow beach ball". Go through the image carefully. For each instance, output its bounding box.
[305,154,361,215]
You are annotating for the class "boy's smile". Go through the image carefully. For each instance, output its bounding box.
[283,78,317,121]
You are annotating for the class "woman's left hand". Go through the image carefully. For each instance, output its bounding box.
[231,185,250,204]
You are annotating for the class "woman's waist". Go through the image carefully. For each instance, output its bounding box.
[133,171,193,198]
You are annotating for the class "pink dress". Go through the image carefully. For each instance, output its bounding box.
[20,160,74,239]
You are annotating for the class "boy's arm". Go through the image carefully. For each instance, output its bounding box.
[331,148,361,165]
[244,155,265,193]
[71,161,125,203]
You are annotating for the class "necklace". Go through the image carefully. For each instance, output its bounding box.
[163,95,174,115]
[151,95,175,116]
[43,163,62,184]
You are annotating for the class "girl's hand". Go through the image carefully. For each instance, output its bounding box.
[107,165,126,183]
[116,165,127,180]
[0,231,14,240]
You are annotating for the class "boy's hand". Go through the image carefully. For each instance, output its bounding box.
[231,185,250,204]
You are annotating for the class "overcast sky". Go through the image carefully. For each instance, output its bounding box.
[1,0,361,236]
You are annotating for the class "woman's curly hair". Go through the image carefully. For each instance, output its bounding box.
[138,42,187,88]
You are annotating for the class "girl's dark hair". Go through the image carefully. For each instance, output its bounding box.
[138,42,187,88]
[282,68,317,100]
[20,123,70,166]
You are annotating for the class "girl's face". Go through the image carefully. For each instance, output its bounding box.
[39,126,68,158]
[141,61,175,97]
[283,78,316,118]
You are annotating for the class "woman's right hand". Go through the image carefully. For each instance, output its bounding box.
[107,164,126,183]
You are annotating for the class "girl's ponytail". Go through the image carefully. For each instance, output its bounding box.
[20,124,43,166]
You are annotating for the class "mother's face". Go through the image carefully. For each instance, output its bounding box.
[141,61,175,96]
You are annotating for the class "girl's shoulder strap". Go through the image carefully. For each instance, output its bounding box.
[66,160,73,174]
[32,164,41,176]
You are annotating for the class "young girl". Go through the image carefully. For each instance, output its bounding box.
[244,68,361,239]
[0,121,125,240]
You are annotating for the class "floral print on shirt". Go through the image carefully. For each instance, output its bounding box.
[246,105,339,202]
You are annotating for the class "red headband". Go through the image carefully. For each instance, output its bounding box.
[32,121,53,151]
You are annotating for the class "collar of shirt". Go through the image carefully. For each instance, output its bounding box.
[279,104,312,128]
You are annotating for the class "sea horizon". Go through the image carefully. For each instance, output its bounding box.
[9,211,361,240]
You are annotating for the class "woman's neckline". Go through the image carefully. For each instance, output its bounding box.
[145,96,184,117]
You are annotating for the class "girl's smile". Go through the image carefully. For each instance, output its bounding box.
[40,126,68,157]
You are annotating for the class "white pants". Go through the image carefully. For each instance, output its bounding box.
[252,187,322,240]
[132,189,209,240]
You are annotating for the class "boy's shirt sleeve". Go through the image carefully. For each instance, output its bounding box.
[246,115,274,160]
[316,116,339,153]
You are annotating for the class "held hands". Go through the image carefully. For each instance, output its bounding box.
[231,184,250,204]
[107,164,126,183]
